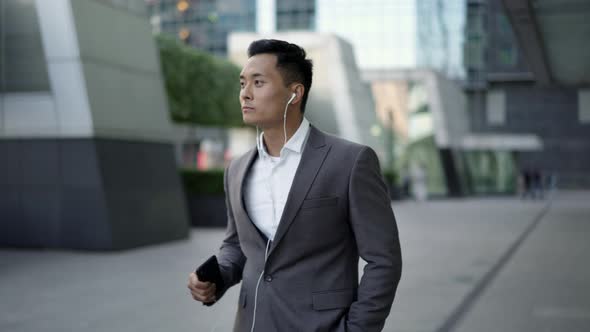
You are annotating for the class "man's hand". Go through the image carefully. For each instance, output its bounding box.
[188,272,217,303]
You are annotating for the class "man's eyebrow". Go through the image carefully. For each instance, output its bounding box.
[239,73,265,79]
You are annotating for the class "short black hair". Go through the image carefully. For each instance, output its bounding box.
[247,39,313,114]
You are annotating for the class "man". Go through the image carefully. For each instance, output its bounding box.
[188,39,402,332]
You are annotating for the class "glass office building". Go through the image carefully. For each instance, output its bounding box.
[317,0,418,70]
[147,0,257,56]
[464,0,530,87]
[276,0,315,31]
[146,0,315,56]
[147,0,464,76]
[416,0,465,79]
[463,0,590,189]
[317,0,465,76]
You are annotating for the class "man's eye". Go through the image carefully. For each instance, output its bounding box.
[239,81,245,88]
[255,80,263,86]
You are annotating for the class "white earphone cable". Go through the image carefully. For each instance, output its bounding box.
[284,102,288,146]
[284,93,295,146]
[250,93,293,332]
[250,238,272,332]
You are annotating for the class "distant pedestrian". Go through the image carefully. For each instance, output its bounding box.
[532,169,543,200]
[402,175,411,199]
[410,162,427,201]
[521,169,532,200]
[517,172,524,197]
[546,172,558,198]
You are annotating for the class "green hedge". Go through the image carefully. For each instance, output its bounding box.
[181,169,225,195]
[156,34,243,127]
[382,169,398,186]
[181,169,399,196]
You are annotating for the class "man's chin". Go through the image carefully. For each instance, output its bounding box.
[242,114,264,127]
[242,114,280,129]
[242,115,257,126]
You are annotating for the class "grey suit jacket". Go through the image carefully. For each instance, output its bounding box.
[215,126,402,332]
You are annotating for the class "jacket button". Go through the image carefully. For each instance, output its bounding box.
[264,275,273,282]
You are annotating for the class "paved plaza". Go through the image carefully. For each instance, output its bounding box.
[1,191,588,332]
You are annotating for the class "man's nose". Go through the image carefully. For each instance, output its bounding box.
[240,84,252,101]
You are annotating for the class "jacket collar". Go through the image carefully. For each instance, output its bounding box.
[234,125,330,251]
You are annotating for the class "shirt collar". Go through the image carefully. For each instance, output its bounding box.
[257,117,310,158]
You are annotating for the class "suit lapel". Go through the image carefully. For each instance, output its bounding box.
[269,126,331,255]
[233,148,265,240]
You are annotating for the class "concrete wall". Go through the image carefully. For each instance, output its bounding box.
[362,69,469,149]
[0,0,189,250]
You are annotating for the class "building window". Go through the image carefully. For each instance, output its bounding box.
[486,90,506,125]
[0,0,50,92]
[579,89,590,124]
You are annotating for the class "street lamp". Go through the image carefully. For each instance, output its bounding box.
[178,27,191,43]
[176,0,189,12]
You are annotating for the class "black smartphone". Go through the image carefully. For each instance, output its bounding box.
[195,255,224,306]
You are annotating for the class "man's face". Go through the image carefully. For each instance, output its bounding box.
[239,53,291,128]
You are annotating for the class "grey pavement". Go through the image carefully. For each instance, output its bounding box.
[453,191,590,332]
[0,191,588,332]
[385,195,547,332]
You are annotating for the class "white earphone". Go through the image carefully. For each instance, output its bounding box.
[283,93,296,144]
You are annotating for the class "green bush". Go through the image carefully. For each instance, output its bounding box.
[382,169,398,186]
[156,34,243,127]
[181,169,225,195]
[181,168,398,196]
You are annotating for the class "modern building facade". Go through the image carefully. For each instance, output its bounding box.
[146,0,315,55]
[276,0,315,31]
[316,0,417,71]
[464,0,590,189]
[416,0,466,79]
[0,0,189,250]
[364,69,483,197]
[147,0,257,56]
[364,67,543,197]
[317,0,466,77]
[147,0,316,55]
[147,0,465,76]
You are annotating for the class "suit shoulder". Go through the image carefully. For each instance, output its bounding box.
[321,130,373,156]
[226,148,256,176]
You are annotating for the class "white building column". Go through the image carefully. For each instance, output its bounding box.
[257,0,276,34]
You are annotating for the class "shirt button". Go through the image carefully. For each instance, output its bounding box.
[264,275,273,282]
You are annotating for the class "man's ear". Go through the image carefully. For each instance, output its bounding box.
[290,84,305,104]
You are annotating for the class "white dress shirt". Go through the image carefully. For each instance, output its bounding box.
[244,118,311,241]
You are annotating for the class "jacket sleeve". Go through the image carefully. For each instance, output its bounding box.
[214,163,247,301]
[346,147,403,332]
